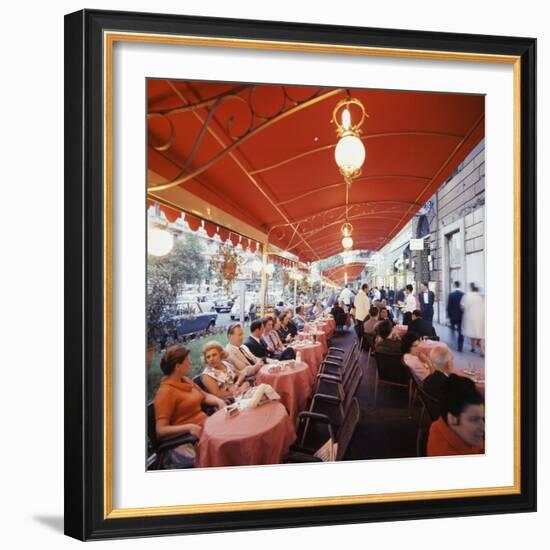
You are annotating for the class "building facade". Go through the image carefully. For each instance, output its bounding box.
[413,138,486,323]
[367,139,485,324]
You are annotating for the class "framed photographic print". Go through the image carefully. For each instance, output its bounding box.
[64,9,537,540]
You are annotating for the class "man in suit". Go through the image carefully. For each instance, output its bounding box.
[245,319,268,358]
[447,280,464,352]
[408,310,437,338]
[423,346,454,401]
[418,281,435,324]
[225,322,263,376]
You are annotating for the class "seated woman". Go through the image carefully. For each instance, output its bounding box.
[261,316,296,360]
[427,374,484,456]
[261,316,285,355]
[374,320,402,355]
[313,300,324,317]
[201,341,250,400]
[401,331,433,383]
[154,345,225,442]
[277,311,294,344]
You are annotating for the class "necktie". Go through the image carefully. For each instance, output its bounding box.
[239,346,255,365]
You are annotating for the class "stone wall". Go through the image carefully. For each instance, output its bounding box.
[420,138,485,323]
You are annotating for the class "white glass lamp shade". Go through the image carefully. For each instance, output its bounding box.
[148,227,174,257]
[251,259,263,273]
[265,263,275,276]
[342,236,354,250]
[334,134,365,176]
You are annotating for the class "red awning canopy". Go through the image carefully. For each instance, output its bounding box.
[322,263,366,286]
[147,80,484,262]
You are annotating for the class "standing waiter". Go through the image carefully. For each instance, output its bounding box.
[419,281,435,324]
[353,283,371,344]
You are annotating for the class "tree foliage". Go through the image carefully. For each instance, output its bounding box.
[147,233,208,341]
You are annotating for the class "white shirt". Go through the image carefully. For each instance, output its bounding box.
[354,290,371,321]
[403,293,417,313]
[423,291,429,304]
[339,288,353,305]
[373,289,381,301]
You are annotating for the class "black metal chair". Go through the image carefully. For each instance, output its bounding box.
[283,398,360,462]
[147,401,198,470]
[415,388,441,456]
[373,353,413,413]
[301,359,362,447]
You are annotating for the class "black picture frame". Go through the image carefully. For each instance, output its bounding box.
[64,9,536,541]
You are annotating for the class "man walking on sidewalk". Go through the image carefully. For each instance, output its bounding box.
[447,281,464,352]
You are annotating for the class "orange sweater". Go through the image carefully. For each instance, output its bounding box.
[427,417,484,456]
[154,377,208,427]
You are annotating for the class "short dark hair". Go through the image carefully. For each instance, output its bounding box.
[421,281,429,287]
[406,284,414,292]
[362,283,369,291]
[250,320,263,332]
[160,345,190,376]
[401,331,420,354]
[377,320,393,340]
[412,309,422,317]
[369,306,379,317]
[440,374,484,423]
[226,322,242,336]
[454,281,461,288]
[296,305,304,315]
[277,301,284,306]
[261,316,273,327]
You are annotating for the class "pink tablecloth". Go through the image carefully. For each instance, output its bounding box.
[314,331,328,354]
[418,339,449,356]
[316,318,335,339]
[196,401,296,468]
[256,362,313,421]
[291,341,323,376]
[456,366,486,395]
[392,324,408,338]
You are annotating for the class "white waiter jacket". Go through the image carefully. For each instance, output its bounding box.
[354,290,371,321]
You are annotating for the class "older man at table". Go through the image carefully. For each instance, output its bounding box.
[423,346,454,400]
[225,322,263,376]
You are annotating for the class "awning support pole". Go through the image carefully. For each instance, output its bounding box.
[259,243,268,317]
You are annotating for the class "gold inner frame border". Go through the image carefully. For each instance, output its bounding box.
[103,30,522,519]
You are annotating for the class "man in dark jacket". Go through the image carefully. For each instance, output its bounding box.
[447,281,464,352]
[418,281,435,324]
[245,320,268,358]
[408,310,437,338]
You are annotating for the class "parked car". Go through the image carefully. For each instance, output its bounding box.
[162,301,218,341]
[230,294,257,321]
[214,295,234,313]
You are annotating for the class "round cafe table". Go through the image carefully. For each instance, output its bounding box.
[456,365,486,395]
[291,341,323,376]
[392,324,408,338]
[256,362,313,421]
[312,330,328,353]
[196,401,296,468]
[316,318,335,339]
[417,339,449,356]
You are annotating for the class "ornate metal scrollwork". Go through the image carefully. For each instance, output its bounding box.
[147,82,343,192]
